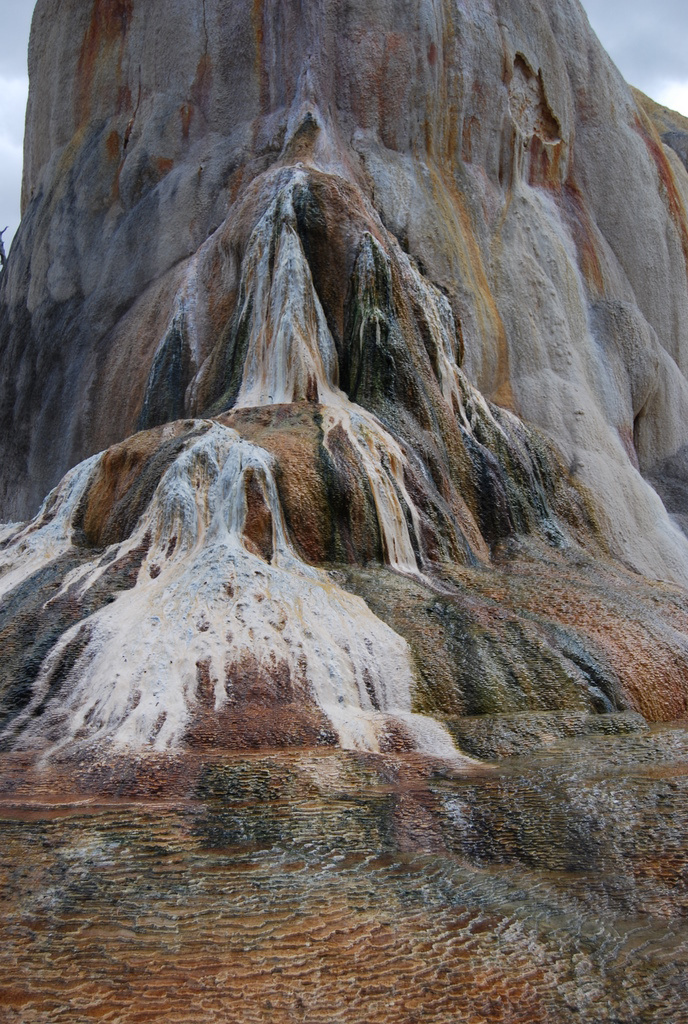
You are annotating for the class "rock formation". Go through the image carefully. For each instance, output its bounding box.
[2,0,688,756]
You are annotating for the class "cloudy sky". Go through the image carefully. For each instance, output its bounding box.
[0,0,687,250]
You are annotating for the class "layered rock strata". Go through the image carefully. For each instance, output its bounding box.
[2,0,688,755]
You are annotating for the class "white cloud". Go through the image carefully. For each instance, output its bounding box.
[0,76,29,144]
[654,81,688,118]
[0,75,28,249]
[582,0,688,115]
[0,2,36,80]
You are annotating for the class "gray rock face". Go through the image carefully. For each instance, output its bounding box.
[2,0,688,590]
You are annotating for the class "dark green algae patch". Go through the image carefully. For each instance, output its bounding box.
[330,557,635,722]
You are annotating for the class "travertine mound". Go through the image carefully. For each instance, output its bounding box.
[2,398,688,755]
[2,0,688,754]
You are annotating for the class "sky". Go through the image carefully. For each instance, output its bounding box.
[0,0,687,250]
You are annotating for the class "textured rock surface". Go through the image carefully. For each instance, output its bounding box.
[2,4,688,1017]
[2,728,688,1021]
[2,0,688,757]
[2,0,688,586]
[3,398,688,756]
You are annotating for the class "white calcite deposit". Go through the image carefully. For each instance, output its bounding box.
[0,422,459,758]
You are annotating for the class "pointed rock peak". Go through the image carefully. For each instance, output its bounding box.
[282,108,322,161]
[4,0,688,772]
[280,57,329,163]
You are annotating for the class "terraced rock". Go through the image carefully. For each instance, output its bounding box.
[1,725,688,1021]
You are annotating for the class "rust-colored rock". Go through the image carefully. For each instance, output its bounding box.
[2,0,688,761]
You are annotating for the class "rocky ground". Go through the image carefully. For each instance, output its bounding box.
[1,723,687,1023]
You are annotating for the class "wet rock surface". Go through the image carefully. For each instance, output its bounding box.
[2,409,688,757]
[442,710,649,759]
[1,726,687,1023]
[2,1,688,756]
